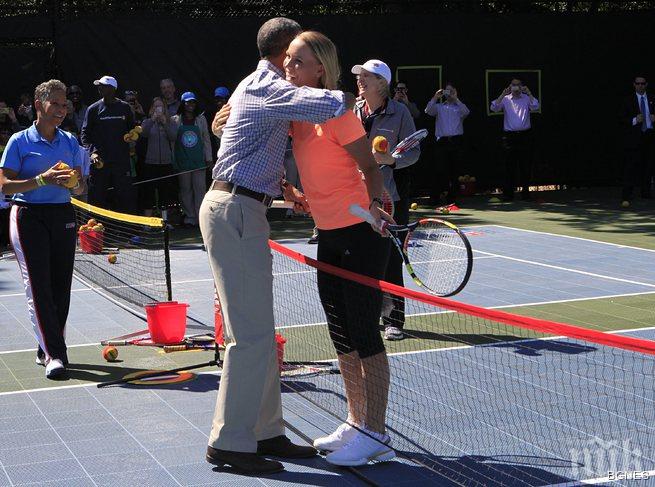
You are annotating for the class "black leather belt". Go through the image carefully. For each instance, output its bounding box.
[210,180,274,207]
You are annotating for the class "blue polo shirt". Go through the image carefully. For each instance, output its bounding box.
[0,124,82,204]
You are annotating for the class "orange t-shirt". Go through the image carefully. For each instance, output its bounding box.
[291,112,370,230]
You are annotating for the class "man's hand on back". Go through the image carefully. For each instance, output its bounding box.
[212,103,231,137]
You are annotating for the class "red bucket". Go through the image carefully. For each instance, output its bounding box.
[79,231,104,254]
[145,301,188,344]
[275,333,286,371]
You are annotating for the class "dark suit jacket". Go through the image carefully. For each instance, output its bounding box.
[621,93,655,148]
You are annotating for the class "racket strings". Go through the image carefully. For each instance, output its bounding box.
[406,224,469,294]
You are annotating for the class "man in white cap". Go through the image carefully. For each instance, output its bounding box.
[81,75,137,213]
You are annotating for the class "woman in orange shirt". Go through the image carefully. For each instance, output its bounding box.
[284,31,395,466]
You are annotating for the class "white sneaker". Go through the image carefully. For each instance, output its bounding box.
[384,327,404,341]
[313,422,357,452]
[45,359,66,379]
[325,429,396,466]
[35,354,46,366]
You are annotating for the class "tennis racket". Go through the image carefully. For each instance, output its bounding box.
[349,204,473,297]
[391,129,428,158]
[101,334,218,353]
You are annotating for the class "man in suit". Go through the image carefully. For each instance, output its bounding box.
[620,76,654,205]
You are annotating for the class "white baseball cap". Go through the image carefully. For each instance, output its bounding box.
[351,60,391,84]
[93,75,118,89]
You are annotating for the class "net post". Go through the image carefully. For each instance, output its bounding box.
[163,220,173,301]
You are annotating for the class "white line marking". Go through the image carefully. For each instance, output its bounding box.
[0,370,221,397]
[492,224,655,253]
[2,291,653,354]
[471,247,655,288]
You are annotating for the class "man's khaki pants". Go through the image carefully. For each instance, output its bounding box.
[200,189,284,452]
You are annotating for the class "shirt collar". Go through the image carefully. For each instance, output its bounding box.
[258,59,284,78]
[26,122,62,144]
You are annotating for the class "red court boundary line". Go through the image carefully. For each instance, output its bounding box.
[270,241,655,357]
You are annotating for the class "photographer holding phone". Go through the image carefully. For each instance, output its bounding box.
[491,78,539,201]
[425,83,470,202]
[140,97,177,217]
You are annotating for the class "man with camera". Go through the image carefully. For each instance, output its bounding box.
[620,76,654,205]
[491,78,540,201]
[393,82,420,119]
[425,83,470,202]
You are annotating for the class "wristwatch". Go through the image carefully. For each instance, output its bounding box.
[369,197,384,209]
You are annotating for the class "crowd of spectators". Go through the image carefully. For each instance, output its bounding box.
[0,76,230,242]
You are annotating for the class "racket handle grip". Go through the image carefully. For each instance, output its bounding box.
[270,200,295,209]
[102,340,128,346]
[348,204,385,231]
[163,345,188,353]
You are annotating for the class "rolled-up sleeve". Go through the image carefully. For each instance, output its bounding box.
[490,98,504,112]
[425,100,439,117]
[263,81,345,123]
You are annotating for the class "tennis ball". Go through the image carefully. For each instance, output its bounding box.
[372,136,388,153]
[440,208,450,215]
[102,345,118,362]
[410,202,418,210]
[621,200,630,208]
[107,254,117,264]
[489,197,501,203]
[133,126,143,134]
[87,219,97,226]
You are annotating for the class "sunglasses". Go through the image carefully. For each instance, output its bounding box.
[124,90,138,96]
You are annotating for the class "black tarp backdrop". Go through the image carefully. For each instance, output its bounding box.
[2,13,653,193]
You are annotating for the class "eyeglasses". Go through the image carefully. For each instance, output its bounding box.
[635,82,647,85]
[395,87,407,92]
[124,91,138,96]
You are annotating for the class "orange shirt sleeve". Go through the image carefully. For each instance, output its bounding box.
[327,111,366,147]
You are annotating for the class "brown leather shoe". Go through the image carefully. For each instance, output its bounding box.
[206,445,284,474]
[257,435,317,458]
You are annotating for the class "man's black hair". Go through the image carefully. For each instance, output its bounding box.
[256,17,302,59]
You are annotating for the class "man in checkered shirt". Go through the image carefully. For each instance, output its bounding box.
[200,17,353,475]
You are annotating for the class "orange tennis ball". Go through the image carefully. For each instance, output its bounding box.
[372,136,388,153]
[107,254,117,264]
[102,345,119,362]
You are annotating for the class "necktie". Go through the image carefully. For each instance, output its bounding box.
[640,95,648,132]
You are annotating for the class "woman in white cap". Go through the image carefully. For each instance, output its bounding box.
[351,59,420,342]
[171,92,212,227]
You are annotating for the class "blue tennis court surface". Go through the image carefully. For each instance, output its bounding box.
[1,224,654,486]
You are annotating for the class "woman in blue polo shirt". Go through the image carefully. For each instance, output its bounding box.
[0,79,85,379]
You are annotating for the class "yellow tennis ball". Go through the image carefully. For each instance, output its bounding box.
[410,202,418,210]
[107,254,117,264]
[102,346,118,362]
[621,200,630,208]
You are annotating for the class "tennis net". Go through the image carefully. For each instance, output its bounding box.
[71,198,172,310]
[270,241,655,486]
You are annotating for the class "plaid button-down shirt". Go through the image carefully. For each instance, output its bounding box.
[212,60,346,196]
